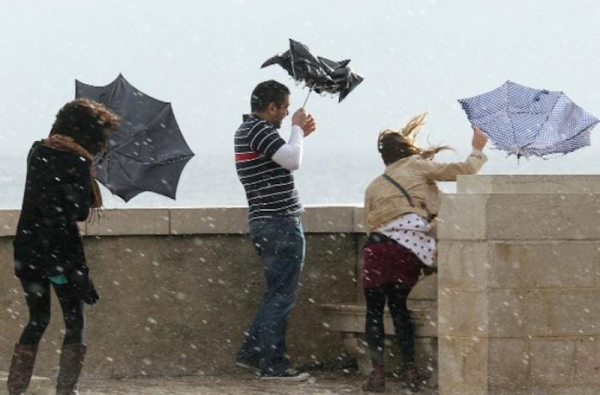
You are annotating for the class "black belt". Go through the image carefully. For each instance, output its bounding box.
[365,232,398,246]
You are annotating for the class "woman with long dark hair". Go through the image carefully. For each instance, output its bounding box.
[8,98,119,395]
[361,113,488,392]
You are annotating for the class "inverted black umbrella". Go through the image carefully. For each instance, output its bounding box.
[458,81,599,159]
[261,39,364,106]
[75,74,194,201]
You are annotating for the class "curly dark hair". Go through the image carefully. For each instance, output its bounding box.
[251,80,290,112]
[51,98,121,155]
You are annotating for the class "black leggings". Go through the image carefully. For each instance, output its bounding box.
[18,278,85,346]
[364,282,414,366]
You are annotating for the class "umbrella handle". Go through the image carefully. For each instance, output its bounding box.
[302,90,312,109]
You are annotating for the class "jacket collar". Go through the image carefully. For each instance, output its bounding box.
[385,155,413,172]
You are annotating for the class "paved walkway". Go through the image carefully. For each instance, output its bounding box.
[13,373,437,395]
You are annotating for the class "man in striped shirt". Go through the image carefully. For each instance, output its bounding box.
[234,80,316,381]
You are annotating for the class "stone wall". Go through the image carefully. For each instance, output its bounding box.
[0,206,370,378]
[437,175,600,395]
[5,174,593,391]
[1,205,441,380]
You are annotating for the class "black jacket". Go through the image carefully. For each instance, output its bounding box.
[13,141,92,280]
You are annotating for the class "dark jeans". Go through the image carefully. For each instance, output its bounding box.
[18,278,85,346]
[237,215,305,375]
[364,282,414,367]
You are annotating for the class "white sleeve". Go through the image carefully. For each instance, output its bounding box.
[271,125,304,171]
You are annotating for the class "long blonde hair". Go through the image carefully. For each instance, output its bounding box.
[378,112,452,165]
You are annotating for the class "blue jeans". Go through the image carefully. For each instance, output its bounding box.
[237,215,305,375]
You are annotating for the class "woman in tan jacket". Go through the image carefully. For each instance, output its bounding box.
[361,113,488,392]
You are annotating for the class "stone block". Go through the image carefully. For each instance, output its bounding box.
[487,290,551,337]
[547,290,600,336]
[319,302,437,338]
[86,209,170,236]
[548,389,600,395]
[438,289,487,337]
[488,338,531,391]
[438,337,488,392]
[353,206,365,233]
[409,272,438,301]
[488,242,598,288]
[574,337,600,385]
[530,339,575,386]
[437,241,488,288]
[302,205,355,233]
[457,175,600,195]
[170,207,248,234]
[438,194,488,241]
[596,258,600,287]
[486,194,600,240]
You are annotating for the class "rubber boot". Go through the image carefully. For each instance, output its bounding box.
[56,344,87,395]
[7,343,38,395]
[362,363,385,393]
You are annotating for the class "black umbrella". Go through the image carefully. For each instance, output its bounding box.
[261,39,363,106]
[75,74,194,202]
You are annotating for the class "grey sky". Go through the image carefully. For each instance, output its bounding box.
[1,0,599,208]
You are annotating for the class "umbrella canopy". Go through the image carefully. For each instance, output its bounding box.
[76,74,194,201]
[261,39,363,103]
[458,81,599,159]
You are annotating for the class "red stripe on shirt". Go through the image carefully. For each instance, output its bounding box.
[235,152,262,162]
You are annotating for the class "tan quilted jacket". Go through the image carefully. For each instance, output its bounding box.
[364,150,487,235]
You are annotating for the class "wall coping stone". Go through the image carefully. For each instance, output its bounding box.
[0,205,364,237]
[457,175,600,194]
[5,175,600,237]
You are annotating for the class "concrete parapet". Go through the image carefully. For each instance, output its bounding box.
[86,208,171,236]
[0,205,438,382]
[169,207,248,235]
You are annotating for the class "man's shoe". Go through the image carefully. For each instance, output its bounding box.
[235,361,260,376]
[260,368,310,381]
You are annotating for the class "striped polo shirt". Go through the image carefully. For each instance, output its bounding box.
[234,114,303,221]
